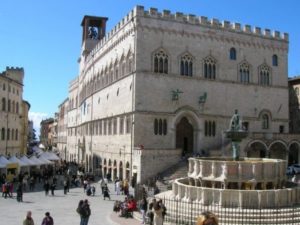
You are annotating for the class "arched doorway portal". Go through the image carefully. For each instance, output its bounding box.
[176,117,194,156]
[269,141,287,160]
[289,142,300,165]
[247,141,267,158]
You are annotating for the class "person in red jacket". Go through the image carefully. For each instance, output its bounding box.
[127,198,137,212]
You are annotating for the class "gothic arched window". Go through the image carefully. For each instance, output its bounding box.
[259,64,271,86]
[203,56,216,79]
[239,62,250,84]
[154,49,168,74]
[180,54,193,76]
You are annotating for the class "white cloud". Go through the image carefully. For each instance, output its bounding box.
[29,112,48,138]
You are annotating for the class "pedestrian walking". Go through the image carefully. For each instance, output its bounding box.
[153,203,163,225]
[16,182,23,202]
[44,181,50,196]
[23,211,34,225]
[148,198,156,225]
[140,196,148,224]
[115,179,120,195]
[63,178,68,195]
[41,212,54,225]
[77,199,91,225]
[103,184,110,200]
[50,183,56,196]
[91,186,95,196]
[100,179,105,194]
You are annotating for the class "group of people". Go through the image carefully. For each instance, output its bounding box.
[1,181,13,198]
[113,195,137,218]
[23,211,54,225]
[83,179,96,196]
[113,177,130,196]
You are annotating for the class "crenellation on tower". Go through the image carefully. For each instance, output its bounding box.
[254,27,262,35]
[273,31,280,39]
[162,10,171,18]
[200,16,209,25]
[133,6,288,41]
[222,20,231,29]
[149,7,158,16]
[4,66,24,85]
[233,23,241,31]
[187,14,196,24]
[175,12,184,22]
[264,29,271,38]
[211,18,220,27]
[244,25,251,33]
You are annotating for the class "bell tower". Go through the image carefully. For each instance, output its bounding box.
[80,15,108,58]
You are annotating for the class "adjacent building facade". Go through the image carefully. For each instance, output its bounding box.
[40,118,55,150]
[57,98,69,159]
[57,6,299,183]
[0,67,28,156]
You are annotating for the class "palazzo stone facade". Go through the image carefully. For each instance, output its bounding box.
[0,67,28,156]
[58,6,297,183]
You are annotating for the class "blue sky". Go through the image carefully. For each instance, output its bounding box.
[0,0,299,131]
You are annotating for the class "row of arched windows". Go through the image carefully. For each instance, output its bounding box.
[1,128,18,141]
[154,119,167,135]
[1,98,19,113]
[204,121,216,137]
[68,116,132,136]
[2,83,20,95]
[79,51,134,104]
[153,48,274,86]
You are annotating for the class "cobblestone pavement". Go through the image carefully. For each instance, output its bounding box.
[0,181,141,225]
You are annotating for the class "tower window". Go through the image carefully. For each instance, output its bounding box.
[259,64,271,86]
[154,49,168,74]
[272,54,278,66]
[230,48,236,60]
[203,56,216,79]
[180,54,193,76]
[239,62,250,84]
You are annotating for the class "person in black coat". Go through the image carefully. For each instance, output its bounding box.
[103,184,110,200]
